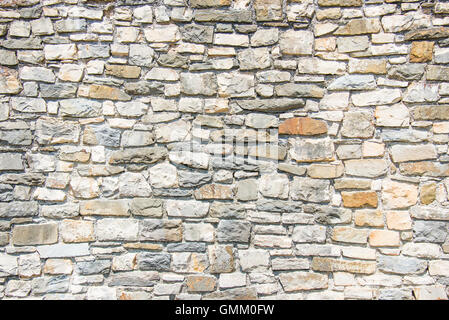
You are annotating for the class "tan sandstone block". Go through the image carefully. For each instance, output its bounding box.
[80,200,130,216]
[410,41,434,63]
[307,163,344,179]
[194,184,233,200]
[341,191,378,208]
[105,65,141,79]
[12,223,58,246]
[354,210,384,227]
[43,259,73,275]
[186,275,216,292]
[88,84,131,101]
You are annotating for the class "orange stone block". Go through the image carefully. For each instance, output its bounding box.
[410,41,434,63]
[341,191,378,208]
[186,275,216,292]
[369,230,400,247]
[88,84,131,101]
[279,117,327,135]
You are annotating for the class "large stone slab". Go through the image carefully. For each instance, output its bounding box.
[12,223,58,246]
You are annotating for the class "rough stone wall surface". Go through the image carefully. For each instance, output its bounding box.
[0,0,448,300]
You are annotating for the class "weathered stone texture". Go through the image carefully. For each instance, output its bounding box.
[0,0,447,301]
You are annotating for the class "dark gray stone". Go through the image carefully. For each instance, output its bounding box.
[137,253,171,271]
[83,124,121,147]
[1,38,43,50]
[76,260,111,275]
[0,130,32,146]
[40,83,77,98]
[167,243,207,252]
[180,24,214,44]
[414,221,448,243]
[256,200,302,213]
[178,170,212,187]
[232,99,305,112]
[387,64,425,81]
[217,220,251,243]
[314,207,352,225]
[32,276,70,294]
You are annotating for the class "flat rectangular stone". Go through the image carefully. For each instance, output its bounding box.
[233,99,305,112]
[109,271,159,287]
[312,257,376,274]
[166,200,209,218]
[12,223,58,246]
[37,243,90,258]
[0,201,38,218]
[399,161,449,177]
[0,153,24,171]
[190,0,231,7]
[97,219,138,241]
[318,0,362,6]
[194,9,252,23]
[390,145,437,163]
[279,272,328,291]
[410,206,449,221]
[412,105,449,120]
[1,38,42,50]
[80,200,130,216]
[88,84,131,101]
[139,219,182,242]
[109,147,167,164]
[334,19,381,35]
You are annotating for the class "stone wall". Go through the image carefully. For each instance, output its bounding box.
[0,0,448,300]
